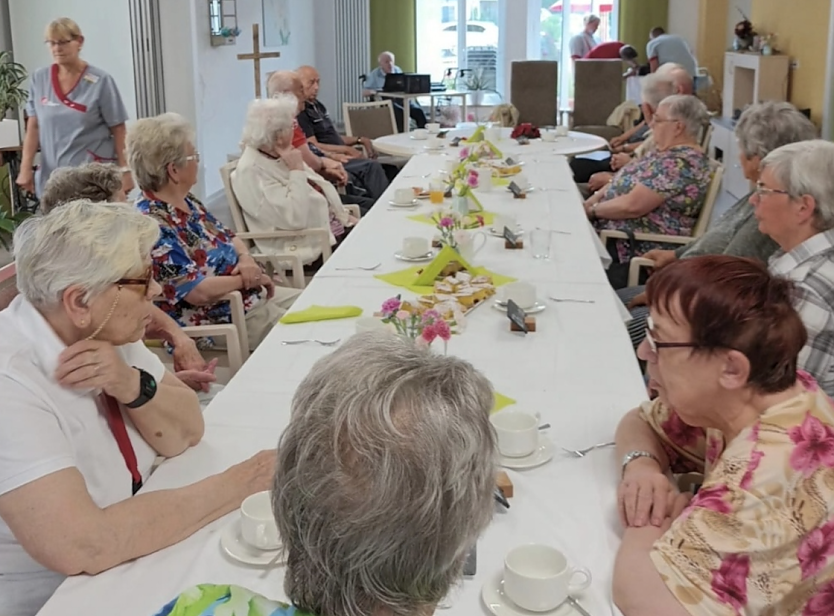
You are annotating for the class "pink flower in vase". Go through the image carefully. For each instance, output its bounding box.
[466,170,479,188]
[395,310,410,321]
[439,216,455,228]
[467,113,475,122]
[475,214,485,227]
[422,309,440,323]
[435,319,452,341]
[459,147,470,160]
[421,323,438,344]
[381,297,402,313]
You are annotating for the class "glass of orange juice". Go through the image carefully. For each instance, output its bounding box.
[429,180,445,205]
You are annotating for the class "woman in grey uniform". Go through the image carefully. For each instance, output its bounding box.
[16,17,132,198]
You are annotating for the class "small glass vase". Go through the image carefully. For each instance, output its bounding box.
[452,195,470,216]
[761,44,773,56]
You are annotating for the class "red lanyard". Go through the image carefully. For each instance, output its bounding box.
[99,394,143,495]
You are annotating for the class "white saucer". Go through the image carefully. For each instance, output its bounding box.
[219,518,283,566]
[424,145,445,151]
[482,569,572,616]
[498,435,555,470]
[394,250,435,262]
[410,135,429,141]
[492,300,547,315]
[488,226,524,237]
[388,199,419,208]
[506,186,535,193]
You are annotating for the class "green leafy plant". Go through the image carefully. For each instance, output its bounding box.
[463,67,492,91]
[0,51,28,117]
[0,208,30,250]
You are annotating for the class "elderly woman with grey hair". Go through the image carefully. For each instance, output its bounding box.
[619,101,817,347]
[128,112,301,351]
[232,95,357,268]
[0,201,276,616]
[157,331,497,616]
[585,94,712,269]
[754,139,834,396]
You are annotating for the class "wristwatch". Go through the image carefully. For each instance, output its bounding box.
[125,367,158,408]
[590,203,599,220]
[621,450,660,477]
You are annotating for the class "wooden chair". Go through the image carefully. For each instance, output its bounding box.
[510,61,558,127]
[571,60,625,141]
[698,123,713,151]
[343,100,410,167]
[597,160,725,287]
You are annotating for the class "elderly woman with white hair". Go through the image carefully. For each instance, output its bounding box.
[585,94,712,272]
[232,95,357,268]
[0,201,276,616]
[128,112,301,351]
[753,139,834,397]
[157,331,497,616]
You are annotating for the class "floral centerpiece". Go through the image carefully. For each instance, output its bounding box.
[759,32,777,54]
[380,295,461,351]
[433,210,485,250]
[511,123,541,140]
[449,165,483,213]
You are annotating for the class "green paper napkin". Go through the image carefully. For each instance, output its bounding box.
[279,305,363,324]
[492,392,517,414]
[375,266,516,295]
[491,176,510,187]
[407,211,497,227]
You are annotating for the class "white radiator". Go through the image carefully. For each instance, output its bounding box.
[332,0,370,127]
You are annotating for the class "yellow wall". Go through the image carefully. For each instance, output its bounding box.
[696,0,729,100]
[751,0,830,125]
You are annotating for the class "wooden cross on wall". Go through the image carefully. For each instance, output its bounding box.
[237,24,280,98]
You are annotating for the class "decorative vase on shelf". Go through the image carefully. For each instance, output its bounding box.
[470,90,485,106]
[761,44,773,56]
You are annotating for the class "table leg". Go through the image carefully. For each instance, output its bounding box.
[461,94,468,125]
[430,95,436,123]
[402,96,411,133]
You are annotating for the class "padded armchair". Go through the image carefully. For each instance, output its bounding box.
[510,61,558,127]
[571,60,625,141]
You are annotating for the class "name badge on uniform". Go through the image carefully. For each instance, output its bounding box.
[83,73,100,84]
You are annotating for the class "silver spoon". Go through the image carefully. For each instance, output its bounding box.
[335,263,381,271]
[281,339,341,346]
[548,296,596,304]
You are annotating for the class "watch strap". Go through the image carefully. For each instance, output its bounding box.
[125,367,158,409]
[621,450,660,477]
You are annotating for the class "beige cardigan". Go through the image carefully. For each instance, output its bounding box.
[232,146,349,265]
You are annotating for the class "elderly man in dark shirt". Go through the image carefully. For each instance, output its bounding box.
[296,65,391,199]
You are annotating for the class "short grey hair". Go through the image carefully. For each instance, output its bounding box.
[657,94,709,139]
[378,50,394,62]
[126,112,195,192]
[735,101,818,160]
[761,140,834,231]
[240,96,298,150]
[655,62,694,94]
[274,331,497,616]
[40,163,123,213]
[641,72,676,109]
[584,14,600,25]
[13,200,159,308]
[267,70,300,98]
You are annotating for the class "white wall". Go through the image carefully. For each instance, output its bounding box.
[8,0,137,120]
[667,0,699,55]
[163,0,317,198]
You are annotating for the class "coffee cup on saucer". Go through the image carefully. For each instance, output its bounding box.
[515,172,531,190]
[490,410,540,458]
[412,128,429,140]
[541,130,557,142]
[426,122,441,133]
[394,188,414,204]
[494,214,518,234]
[402,236,430,258]
[555,125,569,137]
[503,544,592,612]
[500,281,537,310]
[240,491,280,550]
[427,136,442,149]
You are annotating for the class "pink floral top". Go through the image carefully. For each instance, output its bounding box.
[641,371,834,616]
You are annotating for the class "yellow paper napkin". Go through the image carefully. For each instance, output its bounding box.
[407,211,497,227]
[375,266,515,295]
[279,305,363,324]
[491,176,510,187]
[492,392,517,414]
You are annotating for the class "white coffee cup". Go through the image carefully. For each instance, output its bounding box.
[515,172,530,190]
[412,128,429,140]
[355,317,388,334]
[494,214,518,234]
[394,188,414,204]
[479,167,494,192]
[555,125,569,137]
[402,236,430,258]
[485,126,501,142]
[490,410,540,458]
[427,136,442,149]
[240,491,280,550]
[503,544,592,612]
[541,130,557,142]
[500,281,537,310]
[445,158,460,173]
[426,122,441,133]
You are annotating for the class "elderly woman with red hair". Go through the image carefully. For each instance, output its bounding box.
[612,255,834,616]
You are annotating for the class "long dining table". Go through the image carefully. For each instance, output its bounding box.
[37,139,646,616]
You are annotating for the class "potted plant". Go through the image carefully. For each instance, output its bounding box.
[0,207,30,250]
[462,67,493,106]
[0,51,27,148]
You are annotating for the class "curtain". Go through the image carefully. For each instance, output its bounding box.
[369,0,416,71]
[618,0,668,63]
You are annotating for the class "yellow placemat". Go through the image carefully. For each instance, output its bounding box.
[491,176,510,187]
[492,392,517,414]
[279,305,363,324]
[375,265,515,295]
[407,211,497,227]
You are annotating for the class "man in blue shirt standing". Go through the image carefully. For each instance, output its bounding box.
[363,51,428,132]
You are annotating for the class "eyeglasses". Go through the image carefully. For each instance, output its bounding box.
[650,116,679,125]
[45,38,76,47]
[184,152,201,163]
[116,267,153,296]
[754,182,791,197]
[644,316,700,360]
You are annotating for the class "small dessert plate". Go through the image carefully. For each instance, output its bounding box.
[492,300,547,315]
[219,518,283,567]
[388,199,419,208]
[394,250,435,262]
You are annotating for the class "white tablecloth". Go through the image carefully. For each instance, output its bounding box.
[373,127,610,158]
[37,149,644,616]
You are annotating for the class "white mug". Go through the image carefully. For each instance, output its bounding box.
[490,410,540,458]
[500,281,537,310]
[485,126,501,143]
[494,214,518,234]
[541,130,557,142]
[555,125,569,137]
[503,544,592,612]
[445,158,460,173]
[240,491,280,550]
[428,136,442,149]
[355,317,388,334]
[515,172,530,190]
[394,188,414,204]
[402,236,430,258]
[456,231,487,263]
[412,128,429,140]
[426,122,441,133]
[479,167,494,192]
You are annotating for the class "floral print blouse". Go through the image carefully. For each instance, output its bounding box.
[640,371,834,615]
[136,194,264,329]
[594,144,711,262]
